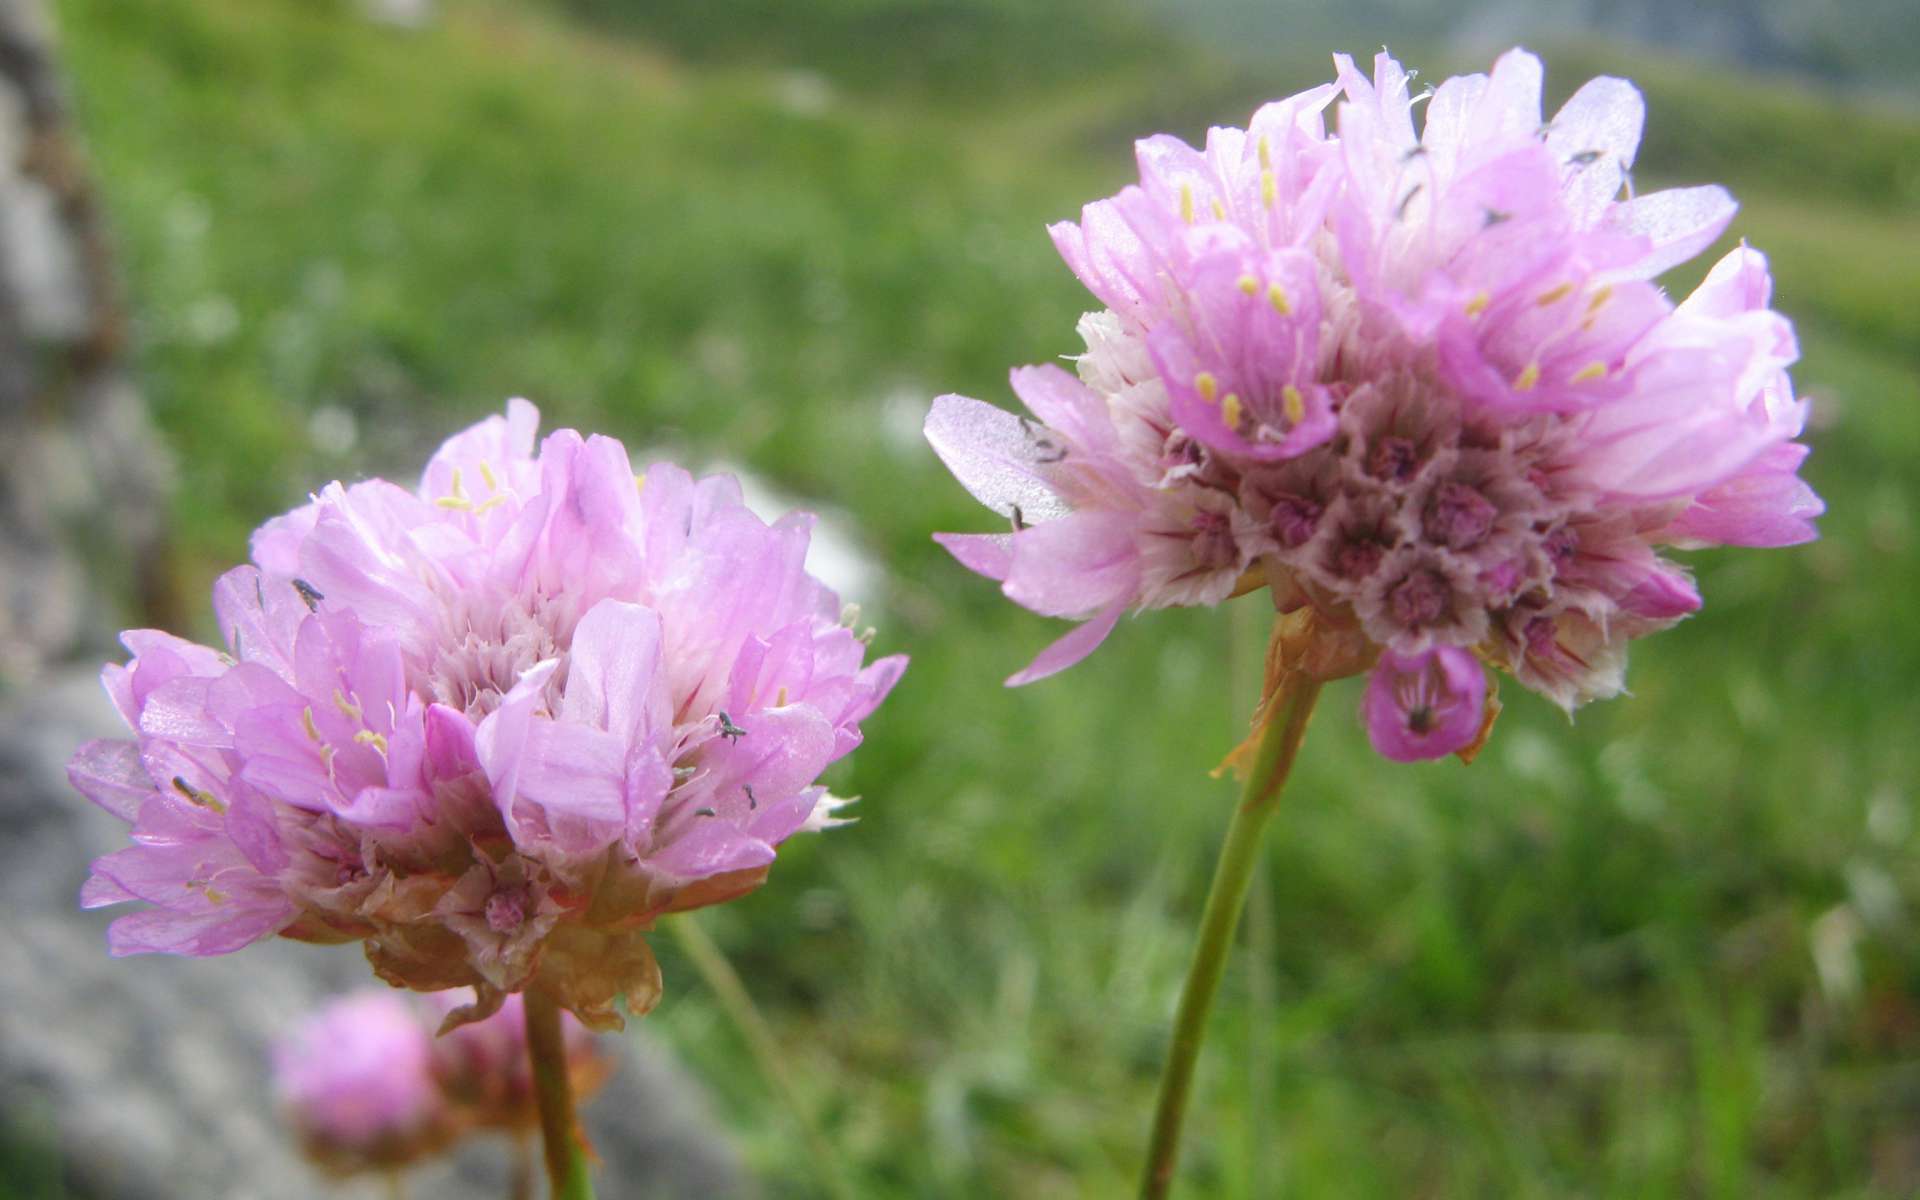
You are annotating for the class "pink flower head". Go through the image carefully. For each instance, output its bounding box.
[273,991,449,1174]
[424,988,611,1130]
[927,48,1819,758]
[70,401,906,1027]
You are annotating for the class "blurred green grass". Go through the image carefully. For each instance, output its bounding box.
[41,0,1920,1195]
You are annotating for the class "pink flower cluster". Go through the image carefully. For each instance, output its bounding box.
[273,991,451,1174]
[273,988,609,1176]
[70,402,905,1025]
[927,49,1819,760]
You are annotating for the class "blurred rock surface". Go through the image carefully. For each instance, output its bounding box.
[0,0,170,690]
[0,671,749,1199]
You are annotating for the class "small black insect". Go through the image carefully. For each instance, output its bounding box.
[744,784,758,810]
[716,711,747,743]
[695,807,718,818]
[292,578,325,612]
[1010,503,1028,532]
[1483,208,1512,228]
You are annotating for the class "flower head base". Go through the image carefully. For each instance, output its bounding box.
[927,48,1820,759]
[70,401,905,1027]
[273,992,452,1175]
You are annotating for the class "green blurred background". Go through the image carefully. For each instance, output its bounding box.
[35,0,1920,1193]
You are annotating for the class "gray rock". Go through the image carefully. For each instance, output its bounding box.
[0,672,749,1199]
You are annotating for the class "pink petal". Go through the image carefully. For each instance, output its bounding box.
[1362,647,1487,763]
[923,393,1072,523]
[1006,597,1127,687]
[1604,185,1737,278]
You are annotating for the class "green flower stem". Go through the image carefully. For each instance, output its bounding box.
[670,913,858,1200]
[1139,670,1323,1200]
[526,987,596,1200]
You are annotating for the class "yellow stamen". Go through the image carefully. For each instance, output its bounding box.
[1268,282,1292,316]
[634,473,647,494]
[435,494,472,511]
[1464,291,1490,317]
[775,685,789,707]
[1536,282,1575,306]
[301,707,321,742]
[332,688,362,722]
[1570,360,1608,383]
[1586,285,1613,313]
[1513,363,1541,392]
[1194,372,1219,403]
[1210,198,1226,220]
[477,460,498,491]
[1257,135,1272,169]
[1261,169,1277,209]
[354,729,389,755]
[1180,183,1195,225]
[472,493,508,516]
[1238,274,1260,296]
[1282,385,1306,425]
[1221,393,1244,428]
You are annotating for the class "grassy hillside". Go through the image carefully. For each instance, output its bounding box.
[31,0,1920,1195]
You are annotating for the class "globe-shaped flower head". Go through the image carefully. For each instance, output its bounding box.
[70,402,905,1026]
[272,991,451,1175]
[926,49,1819,759]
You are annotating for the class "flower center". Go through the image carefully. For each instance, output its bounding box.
[1425,482,1498,549]
[1269,494,1323,548]
[1387,568,1451,628]
[423,595,570,720]
[484,889,527,934]
[1366,436,1420,482]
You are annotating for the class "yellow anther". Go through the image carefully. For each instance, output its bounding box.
[354,729,389,755]
[333,688,362,722]
[1570,360,1608,383]
[301,707,321,742]
[1268,282,1292,316]
[1514,363,1541,392]
[775,685,789,707]
[1238,274,1260,296]
[1536,282,1575,306]
[1464,291,1491,318]
[1258,135,1272,169]
[1180,183,1195,225]
[1221,393,1244,428]
[1586,285,1613,313]
[477,460,498,491]
[472,494,508,516]
[1194,372,1219,403]
[634,473,647,494]
[1210,199,1226,220]
[1282,385,1306,425]
[436,465,474,510]
[1261,169,1277,209]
